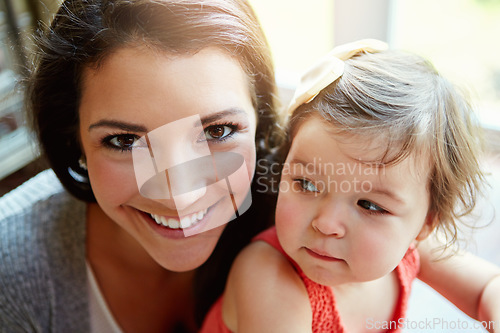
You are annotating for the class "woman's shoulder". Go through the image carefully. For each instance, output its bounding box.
[0,170,89,329]
[0,169,87,267]
[1,169,66,218]
[0,169,86,224]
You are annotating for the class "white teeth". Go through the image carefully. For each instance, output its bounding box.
[168,218,180,229]
[180,216,191,228]
[150,208,208,229]
[160,216,168,227]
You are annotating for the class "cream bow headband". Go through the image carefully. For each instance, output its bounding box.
[286,39,389,116]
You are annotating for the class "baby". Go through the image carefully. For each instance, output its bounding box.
[201,40,500,333]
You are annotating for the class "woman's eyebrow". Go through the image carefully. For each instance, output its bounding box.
[199,108,246,125]
[89,108,247,132]
[88,120,148,132]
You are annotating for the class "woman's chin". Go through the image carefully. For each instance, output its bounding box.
[152,225,226,272]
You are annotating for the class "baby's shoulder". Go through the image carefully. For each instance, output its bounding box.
[233,239,294,279]
[222,238,312,331]
[226,236,310,308]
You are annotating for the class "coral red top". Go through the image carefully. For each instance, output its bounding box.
[200,227,420,333]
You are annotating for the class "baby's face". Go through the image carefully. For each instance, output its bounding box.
[276,116,433,286]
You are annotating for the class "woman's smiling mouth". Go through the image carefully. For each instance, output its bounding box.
[138,197,231,238]
[149,208,208,229]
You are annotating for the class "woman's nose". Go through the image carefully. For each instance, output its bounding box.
[133,115,215,210]
[163,157,213,211]
[311,202,347,237]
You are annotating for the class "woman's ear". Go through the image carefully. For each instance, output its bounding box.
[416,211,438,241]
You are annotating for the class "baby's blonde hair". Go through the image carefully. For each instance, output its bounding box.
[288,50,485,246]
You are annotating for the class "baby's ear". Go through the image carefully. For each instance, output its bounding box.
[416,211,438,241]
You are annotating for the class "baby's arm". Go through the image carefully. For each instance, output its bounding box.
[417,237,500,332]
[478,275,500,331]
[221,241,312,333]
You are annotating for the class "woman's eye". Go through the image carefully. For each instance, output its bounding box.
[358,200,387,214]
[204,125,235,141]
[293,178,320,193]
[104,134,140,151]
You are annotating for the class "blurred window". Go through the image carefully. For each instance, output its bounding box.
[390,0,500,130]
[250,0,500,129]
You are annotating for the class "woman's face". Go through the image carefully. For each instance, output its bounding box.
[79,46,257,271]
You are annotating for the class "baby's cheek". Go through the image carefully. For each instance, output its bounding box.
[274,202,295,253]
[275,195,294,228]
[352,232,403,280]
[274,194,307,249]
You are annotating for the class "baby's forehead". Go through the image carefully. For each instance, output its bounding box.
[337,133,431,177]
[293,115,389,158]
[291,115,432,178]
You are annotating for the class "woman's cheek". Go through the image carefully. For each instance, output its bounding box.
[89,158,138,206]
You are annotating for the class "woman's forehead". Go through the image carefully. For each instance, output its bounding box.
[78,46,256,128]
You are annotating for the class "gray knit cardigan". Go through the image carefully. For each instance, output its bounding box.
[0,170,89,332]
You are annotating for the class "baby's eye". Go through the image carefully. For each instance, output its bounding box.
[357,200,388,214]
[204,125,236,141]
[104,134,140,151]
[293,178,320,193]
